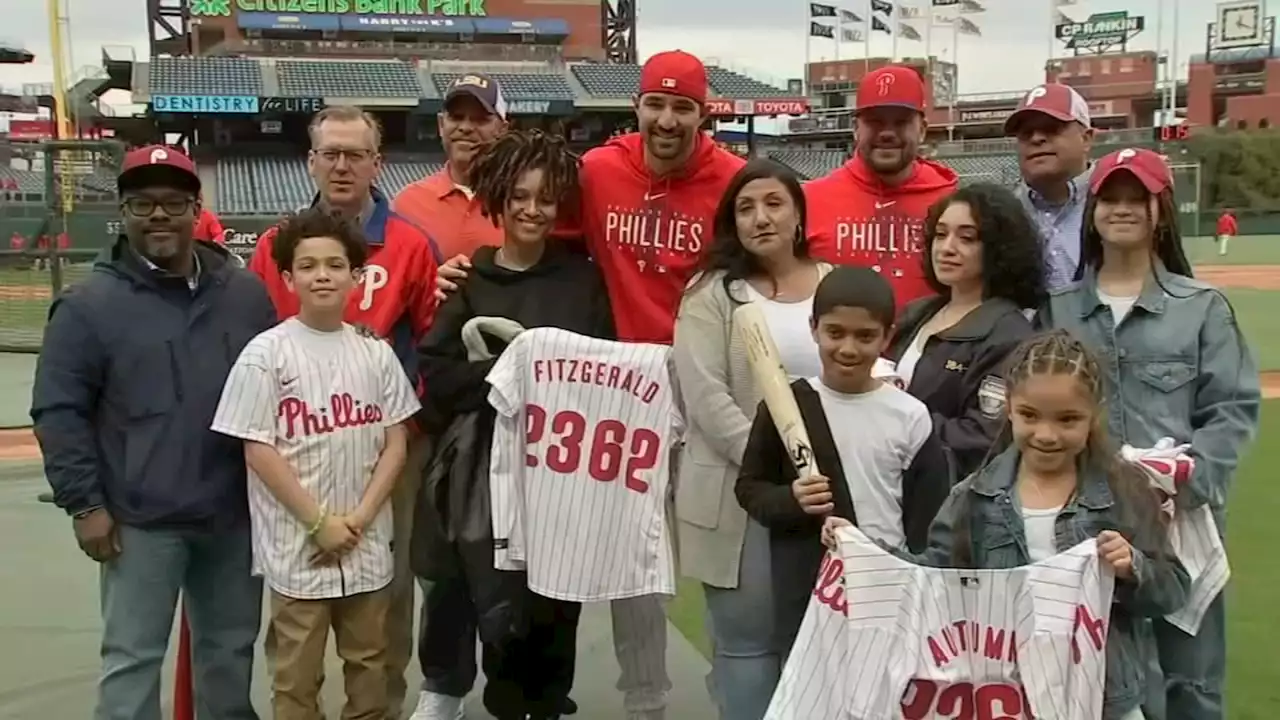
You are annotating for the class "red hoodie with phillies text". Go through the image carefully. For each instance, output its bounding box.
[805,154,958,307]
[573,133,745,344]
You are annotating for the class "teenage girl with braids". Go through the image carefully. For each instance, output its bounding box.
[825,330,1190,720]
[414,129,611,720]
[1038,147,1260,720]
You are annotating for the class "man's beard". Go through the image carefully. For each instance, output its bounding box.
[862,144,913,175]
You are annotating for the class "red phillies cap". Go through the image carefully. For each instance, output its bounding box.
[1004,83,1091,134]
[639,50,708,104]
[1090,148,1174,195]
[855,65,925,113]
[118,144,201,194]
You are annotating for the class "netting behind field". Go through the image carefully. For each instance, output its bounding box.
[0,142,123,353]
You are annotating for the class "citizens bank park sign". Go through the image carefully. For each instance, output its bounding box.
[189,0,486,16]
[706,98,811,117]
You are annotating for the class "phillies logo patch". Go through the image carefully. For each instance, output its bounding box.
[149,148,169,163]
[1025,85,1047,104]
[877,73,895,96]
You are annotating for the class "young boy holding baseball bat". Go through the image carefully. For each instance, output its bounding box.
[735,266,953,654]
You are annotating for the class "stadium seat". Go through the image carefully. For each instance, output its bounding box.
[150,57,264,96]
[570,63,642,99]
[211,155,447,214]
[278,60,422,98]
[766,150,847,180]
[0,167,43,193]
[706,67,788,98]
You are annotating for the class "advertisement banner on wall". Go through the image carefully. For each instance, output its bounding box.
[152,95,261,114]
[191,0,488,18]
[237,11,341,29]
[705,98,811,117]
[6,119,55,141]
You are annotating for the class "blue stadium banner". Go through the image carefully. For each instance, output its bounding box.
[152,95,261,114]
[339,14,475,32]
[472,17,569,35]
[237,11,342,30]
[260,97,326,114]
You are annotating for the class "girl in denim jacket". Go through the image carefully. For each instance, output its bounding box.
[1039,148,1261,720]
[827,330,1189,719]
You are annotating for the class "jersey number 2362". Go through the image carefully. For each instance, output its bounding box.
[524,403,661,494]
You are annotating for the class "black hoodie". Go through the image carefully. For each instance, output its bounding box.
[418,242,615,432]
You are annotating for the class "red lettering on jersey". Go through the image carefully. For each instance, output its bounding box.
[928,621,1018,669]
[523,403,661,493]
[813,552,848,615]
[533,358,662,404]
[280,394,384,439]
[1070,603,1107,664]
[833,218,925,256]
[901,679,1033,719]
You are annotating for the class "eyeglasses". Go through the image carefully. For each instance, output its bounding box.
[314,148,376,165]
[122,197,194,217]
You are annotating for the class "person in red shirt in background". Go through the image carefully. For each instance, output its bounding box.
[1216,208,1237,257]
[434,50,744,720]
[247,105,439,710]
[805,65,958,308]
[8,232,23,251]
[394,73,509,262]
[193,201,226,245]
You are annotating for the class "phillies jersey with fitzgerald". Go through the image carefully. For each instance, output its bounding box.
[211,319,421,600]
[766,526,1114,720]
[486,327,682,602]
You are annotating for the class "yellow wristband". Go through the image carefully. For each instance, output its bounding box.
[306,508,327,537]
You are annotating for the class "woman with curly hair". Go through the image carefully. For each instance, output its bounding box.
[882,182,1047,477]
[414,129,609,720]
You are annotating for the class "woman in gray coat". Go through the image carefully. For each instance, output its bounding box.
[672,159,832,720]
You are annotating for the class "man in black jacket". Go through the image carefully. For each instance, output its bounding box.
[30,146,276,720]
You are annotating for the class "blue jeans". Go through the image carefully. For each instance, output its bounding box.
[1154,592,1226,720]
[702,519,779,720]
[95,523,262,720]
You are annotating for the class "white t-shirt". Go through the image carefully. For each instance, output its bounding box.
[1021,505,1063,563]
[808,379,933,549]
[211,318,421,600]
[744,284,821,380]
[895,328,927,388]
[1097,290,1139,324]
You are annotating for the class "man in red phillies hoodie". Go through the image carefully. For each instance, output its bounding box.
[805,65,958,307]
[433,50,743,719]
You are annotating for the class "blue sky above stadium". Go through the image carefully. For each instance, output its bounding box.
[0,0,1227,100]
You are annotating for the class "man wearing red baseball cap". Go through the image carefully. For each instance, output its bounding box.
[31,143,274,720]
[1004,83,1095,289]
[805,64,958,308]
[431,49,744,720]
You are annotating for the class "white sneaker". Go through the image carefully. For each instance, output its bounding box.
[407,690,465,720]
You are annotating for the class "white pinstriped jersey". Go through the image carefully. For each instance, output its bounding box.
[766,526,1114,720]
[486,327,680,602]
[212,319,421,600]
[1163,505,1228,635]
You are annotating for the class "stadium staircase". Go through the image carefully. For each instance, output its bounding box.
[199,164,219,212]
[258,58,282,97]
[414,62,440,99]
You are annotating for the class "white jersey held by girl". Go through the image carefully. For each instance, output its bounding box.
[212,318,421,600]
[766,526,1115,719]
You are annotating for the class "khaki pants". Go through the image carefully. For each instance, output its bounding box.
[270,587,392,720]
[386,436,430,715]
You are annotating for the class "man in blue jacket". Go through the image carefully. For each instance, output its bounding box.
[30,145,276,720]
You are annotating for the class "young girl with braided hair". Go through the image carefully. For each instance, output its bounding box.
[1039,147,1260,720]
[413,129,611,720]
[824,330,1189,720]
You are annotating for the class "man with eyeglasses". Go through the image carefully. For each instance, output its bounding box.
[30,145,276,720]
[247,105,441,717]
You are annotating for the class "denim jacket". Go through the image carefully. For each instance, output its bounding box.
[1039,261,1261,524]
[909,448,1190,719]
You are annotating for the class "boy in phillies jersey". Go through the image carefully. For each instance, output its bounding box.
[213,208,422,719]
[248,106,439,709]
[826,330,1189,719]
[804,65,957,308]
[736,266,951,655]
[434,50,743,720]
